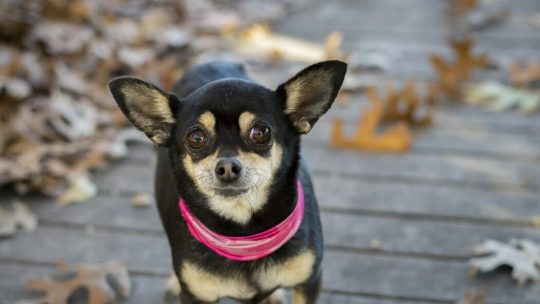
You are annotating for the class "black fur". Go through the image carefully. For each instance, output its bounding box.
[109,60,347,303]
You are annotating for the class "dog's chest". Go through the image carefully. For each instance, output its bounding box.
[181,250,315,302]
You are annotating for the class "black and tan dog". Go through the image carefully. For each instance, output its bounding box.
[109,60,346,303]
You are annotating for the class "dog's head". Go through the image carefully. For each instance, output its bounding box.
[109,61,346,224]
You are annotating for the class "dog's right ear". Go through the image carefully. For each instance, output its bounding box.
[109,77,178,146]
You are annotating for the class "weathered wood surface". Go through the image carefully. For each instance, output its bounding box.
[1,0,540,303]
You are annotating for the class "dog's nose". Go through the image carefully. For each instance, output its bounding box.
[215,158,242,182]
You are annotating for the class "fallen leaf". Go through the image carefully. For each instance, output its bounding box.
[375,81,437,127]
[131,193,151,208]
[102,128,149,159]
[348,47,398,72]
[430,38,489,98]
[469,239,540,285]
[233,24,340,63]
[0,201,37,237]
[19,260,131,304]
[57,175,97,205]
[456,289,486,304]
[532,216,540,228]
[330,87,412,153]
[48,91,98,141]
[466,6,507,30]
[454,0,478,12]
[465,81,540,113]
[509,61,540,88]
[324,31,344,60]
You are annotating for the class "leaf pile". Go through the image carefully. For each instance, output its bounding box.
[19,260,130,304]
[469,239,540,285]
[0,0,189,199]
[0,0,292,200]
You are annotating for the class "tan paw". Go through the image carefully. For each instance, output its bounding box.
[264,288,287,304]
[164,273,181,301]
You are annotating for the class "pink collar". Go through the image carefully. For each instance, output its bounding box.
[179,180,305,261]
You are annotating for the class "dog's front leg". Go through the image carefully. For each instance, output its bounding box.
[292,274,322,304]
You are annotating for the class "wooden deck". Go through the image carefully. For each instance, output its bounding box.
[1,0,540,303]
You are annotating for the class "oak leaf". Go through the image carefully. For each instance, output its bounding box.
[469,239,540,285]
[430,38,489,98]
[330,87,412,153]
[19,260,131,304]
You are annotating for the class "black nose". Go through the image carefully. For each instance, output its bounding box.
[215,158,242,182]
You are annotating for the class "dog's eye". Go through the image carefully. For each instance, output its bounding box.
[186,129,208,150]
[249,124,271,144]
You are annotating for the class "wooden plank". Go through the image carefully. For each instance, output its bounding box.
[323,251,540,304]
[320,212,540,258]
[302,148,540,190]
[313,175,540,223]
[276,1,540,39]
[273,0,540,52]
[4,189,539,259]
[0,227,537,303]
[0,226,171,274]
[306,0,540,14]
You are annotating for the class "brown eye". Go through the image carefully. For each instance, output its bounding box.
[187,129,208,150]
[249,124,271,144]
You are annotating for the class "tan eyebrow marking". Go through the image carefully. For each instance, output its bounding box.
[238,112,256,134]
[198,111,216,134]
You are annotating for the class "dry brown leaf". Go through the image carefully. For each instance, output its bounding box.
[131,193,151,208]
[509,62,540,88]
[456,289,486,304]
[234,24,334,63]
[57,175,97,206]
[324,32,344,60]
[19,260,131,304]
[331,87,412,153]
[430,38,489,98]
[375,82,437,127]
[0,201,37,237]
[454,0,478,12]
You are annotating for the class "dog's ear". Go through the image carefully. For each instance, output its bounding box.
[109,77,178,146]
[277,60,347,134]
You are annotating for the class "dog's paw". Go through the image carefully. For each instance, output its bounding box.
[263,288,287,304]
[164,273,181,301]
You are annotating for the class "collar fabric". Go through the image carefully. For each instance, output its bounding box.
[178,180,305,261]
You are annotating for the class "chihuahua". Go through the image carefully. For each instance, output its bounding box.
[109,60,347,303]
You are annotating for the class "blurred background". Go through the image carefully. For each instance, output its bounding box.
[0,0,539,303]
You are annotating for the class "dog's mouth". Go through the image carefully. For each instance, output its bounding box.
[213,187,250,197]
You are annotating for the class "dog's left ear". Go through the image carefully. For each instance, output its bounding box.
[277,60,347,134]
[109,77,178,146]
